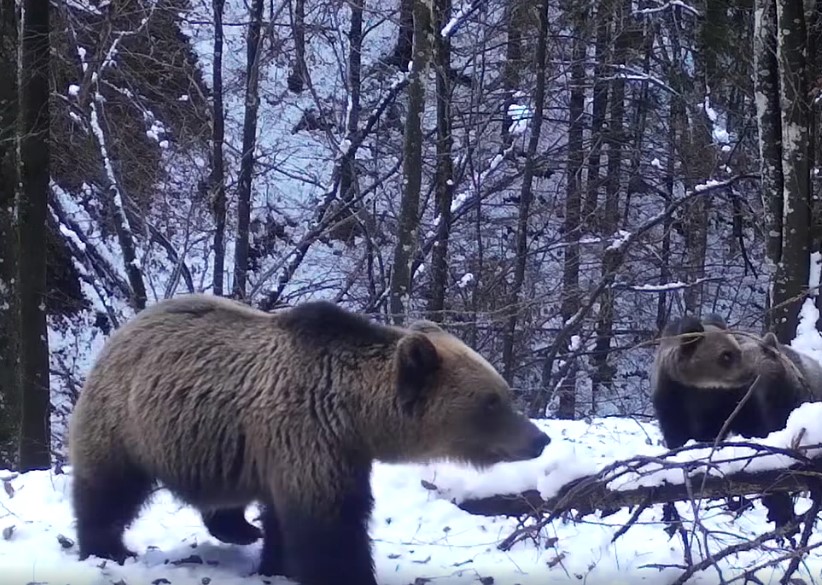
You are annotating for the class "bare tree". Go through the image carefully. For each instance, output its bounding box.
[17,0,51,469]
[210,0,227,296]
[0,0,19,468]
[232,0,265,300]
[500,0,550,385]
[428,0,454,322]
[389,0,431,325]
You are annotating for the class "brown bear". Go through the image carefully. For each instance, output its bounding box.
[651,313,822,448]
[651,313,822,529]
[68,294,551,585]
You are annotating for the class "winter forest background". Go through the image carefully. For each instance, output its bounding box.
[0,0,820,472]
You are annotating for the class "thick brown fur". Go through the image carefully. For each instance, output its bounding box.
[651,313,822,530]
[68,294,550,585]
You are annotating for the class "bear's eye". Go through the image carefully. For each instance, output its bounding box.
[484,393,502,410]
[719,351,735,366]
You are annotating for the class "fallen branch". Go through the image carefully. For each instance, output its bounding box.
[452,442,822,519]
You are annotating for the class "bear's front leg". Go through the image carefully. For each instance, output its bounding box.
[276,473,377,585]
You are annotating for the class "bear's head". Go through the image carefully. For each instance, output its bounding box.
[393,320,551,469]
[657,313,756,390]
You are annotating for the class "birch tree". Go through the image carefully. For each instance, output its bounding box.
[17,0,51,469]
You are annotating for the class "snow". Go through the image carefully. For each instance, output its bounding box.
[8,414,822,584]
[68,84,80,97]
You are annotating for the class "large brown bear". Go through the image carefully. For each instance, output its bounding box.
[651,313,822,529]
[68,295,550,585]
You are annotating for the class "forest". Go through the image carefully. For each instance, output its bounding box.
[0,0,819,491]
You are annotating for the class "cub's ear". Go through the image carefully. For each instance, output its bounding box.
[408,319,445,335]
[395,333,441,415]
[762,332,780,349]
[672,316,704,356]
[702,313,728,329]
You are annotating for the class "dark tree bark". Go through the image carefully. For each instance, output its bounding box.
[500,0,524,148]
[500,0,550,384]
[210,0,227,296]
[582,0,610,228]
[389,0,431,325]
[390,0,414,69]
[288,0,307,92]
[428,0,454,323]
[588,0,631,401]
[232,0,265,300]
[0,0,19,469]
[17,0,51,470]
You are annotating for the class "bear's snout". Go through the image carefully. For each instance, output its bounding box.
[528,431,551,458]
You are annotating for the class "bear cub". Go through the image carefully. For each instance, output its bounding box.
[68,295,551,585]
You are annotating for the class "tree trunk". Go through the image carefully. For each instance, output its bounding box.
[539,5,585,419]
[500,0,524,148]
[589,0,630,400]
[582,0,610,229]
[17,0,51,470]
[338,0,363,207]
[288,0,307,92]
[500,0,550,384]
[391,0,414,68]
[232,0,265,300]
[388,0,431,325]
[210,0,227,296]
[427,0,454,323]
[754,0,783,273]
[0,0,19,469]
[771,0,811,341]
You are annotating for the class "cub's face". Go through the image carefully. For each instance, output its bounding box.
[662,314,756,389]
[395,321,551,468]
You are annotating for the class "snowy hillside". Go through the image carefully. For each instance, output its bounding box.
[3,409,822,585]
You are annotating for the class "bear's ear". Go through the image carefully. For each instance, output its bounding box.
[408,319,445,335]
[395,333,441,415]
[702,313,728,329]
[762,332,780,349]
[674,316,704,356]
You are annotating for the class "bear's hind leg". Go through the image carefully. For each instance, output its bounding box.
[73,466,153,564]
[277,478,377,585]
[257,504,286,577]
[202,507,262,545]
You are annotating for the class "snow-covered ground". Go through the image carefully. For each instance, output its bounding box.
[2,410,822,585]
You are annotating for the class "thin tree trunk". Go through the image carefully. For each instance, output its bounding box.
[500,0,523,147]
[0,0,19,469]
[428,0,454,322]
[388,0,431,325]
[288,0,307,92]
[500,0,550,384]
[232,0,265,300]
[17,0,51,470]
[536,6,585,419]
[338,0,363,207]
[391,0,414,68]
[771,0,811,341]
[589,0,630,400]
[211,0,227,296]
[582,1,610,229]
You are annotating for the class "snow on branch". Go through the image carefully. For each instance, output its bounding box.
[452,441,820,520]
